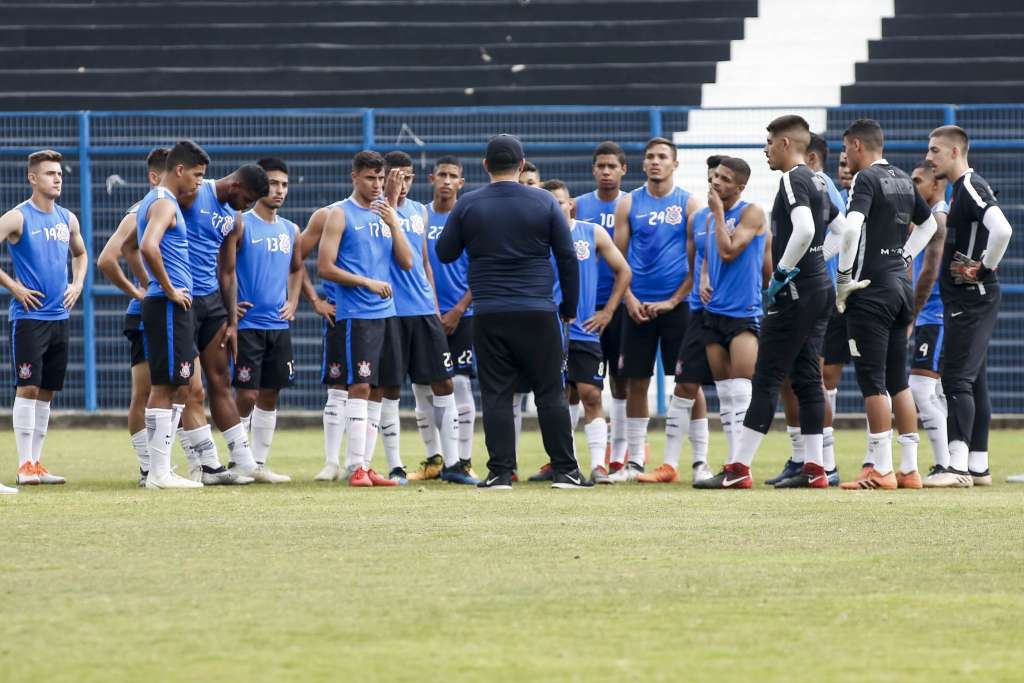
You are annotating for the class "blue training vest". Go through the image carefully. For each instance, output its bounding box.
[705,200,765,319]
[574,190,623,305]
[391,199,436,317]
[627,185,690,301]
[569,220,600,343]
[10,199,73,321]
[237,210,297,330]
[426,202,472,316]
[334,196,397,320]
[136,187,192,297]
[181,180,237,296]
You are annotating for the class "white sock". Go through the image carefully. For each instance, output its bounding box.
[131,429,150,472]
[663,395,695,469]
[145,407,173,478]
[734,426,765,467]
[513,392,527,456]
[413,383,439,457]
[948,440,969,472]
[804,432,824,467]
[251,407,277,465]
[185,425,221,469]
[344,398,368,470]
[729,378,752,433]
[935,381,948,415]
[822,426,836,471]
[380,397,402,470]
[610,398,628,464]
[223,422,257,470]
[968,451,989,474]
[787,425,805,464]
[178,427,200,469]
[897,432,919,474]
[434,393,460,468]
[569,402,581,432]
[868,430,893,475]
[323,388,347,467]
[826,388,838,417]
[689,418,709,465]
[13,397,36,467]
[584,418,608,473]
[30,399,50,464]
[909,375,950,469]
[363,401,382,469]
[625,417,649,467]
[715,381,735,461]
[241,411,253,435]
[453,375,475,462]
[171,403,184,431]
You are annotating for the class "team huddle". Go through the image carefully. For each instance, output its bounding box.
[0,114,1017,493]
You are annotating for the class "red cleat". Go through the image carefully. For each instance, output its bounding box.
[366,468,398,487]
[348,468,373,487]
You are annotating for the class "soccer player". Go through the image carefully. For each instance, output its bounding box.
[697,115,843,489]
[136,140,209,489]
[924,125,1013,487]
[612,137,700,481]
[519,160,541,187]
[375,151,477,485]
[0,150,87,492]
[834,118,937,490]
[412,155,478,482]
[543,179,631,483]
[574,141,630,475]
[227,157,303,483]
[908,162,952,483]
[318,150,414,488]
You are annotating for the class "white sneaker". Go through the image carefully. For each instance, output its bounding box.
[0,481,18,495]
[145,470,204,489]
[609,461,643,482]
[1007,473,1024,484]
[692,461,714,484]
[201,466,253,485]
[923,470,974,488]
[252,465,291,484]
[314,463,341,481]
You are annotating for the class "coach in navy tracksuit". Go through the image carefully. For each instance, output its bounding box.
[437,135,587,489]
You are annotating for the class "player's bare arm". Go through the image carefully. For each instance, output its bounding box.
[98,211,146,301]
[711,198,764,262]
[217,213,243,359]
[64,212,88,310]
[613,193,648,322]
[0,209,43,309]
[139,198,191,310]
[318,206,392,299]
[913,211,946,319]
[281,224,303,322]
[584,225,631,334]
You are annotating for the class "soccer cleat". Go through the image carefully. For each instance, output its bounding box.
[637,463,679,484]
[407,454,443,481]
[590,465,612,485]
[775,463,829,489]
[693,463,752,489]
[138,470,148,488]
[608,461,625,475]
[839,468,898,490]
[922,469,973,488]
[348,467,373,487]
[440,461,480,485]
[202,465,253,485]
[970,469,992,487]
[228,460,258,478]
[528,463,555,482]
[764,458,803,486]
[609,461,643,482]
[16,462,39,485]
[922,464,946,486]
[551,469,594,489]
[896,470,923,489]
[1007,473,1024,484]
[463,460,479,480]
[692,461,714,484]
[314,462,341,481]
[0,481,17,495]
[145,470,204,489]
[34,462,65,485]
[366,468,398,487]
[251,465,291,484]
[389,467,408,485]
[225,464,257,483]
[478,472,513,489]
[826,468,841,487]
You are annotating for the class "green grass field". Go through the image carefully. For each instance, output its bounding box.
[2,427,1023,682]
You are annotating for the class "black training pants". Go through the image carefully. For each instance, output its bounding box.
[473,311,577,477]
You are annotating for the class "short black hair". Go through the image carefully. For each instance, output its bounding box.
[434,155,462,172]
[257,157,288,175]
[843,118,884,151]
[236,164,270,197]
[165,140,211,171]
[352,150,384,173]
[593,141,626,166]
[384,150,414,169]
[807,133,828,165]
[718,157,751,185]
[766,115,810,136]
[146,147,171,172]
[522,160,539,174]
[706,154,726,170]
[644,137,677,160]
[541,179,569,193]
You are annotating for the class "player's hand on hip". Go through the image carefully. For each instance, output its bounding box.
[762,265,800,308]
[237,300,253,319]
[63,282,83,310]
[365,278,392,299]
[170,287,192,310]
[12,281,44,310]
[582,309,612,334]
[278,301,296,321]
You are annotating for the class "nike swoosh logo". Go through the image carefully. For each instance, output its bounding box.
[722,476,748,487]
[200,210,210,214]
[766,310,778,316]
[353,225,367,231]
[809,475,827,485]
[485,477,500,486]
[951,311,963,317]
[565,474,581,485]
[250,238,264,244]
[30,230,41,235]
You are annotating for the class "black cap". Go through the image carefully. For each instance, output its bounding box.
[485,134,524,167]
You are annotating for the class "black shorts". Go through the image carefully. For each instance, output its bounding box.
[822,308,850,366]
[322,317,402,387]
[234,328,295,390]
[398,314,454,385]
[845,278,914,396]
[141,296,197,386]
[618,303,689,378]
[192,291,228,352]
[448,315,475,377]
[124,313,146,367]
[10,318,69,390]
[567,339,605,389]
[673,308,713,385]
[598,303,625,378]
[702,310,759,348]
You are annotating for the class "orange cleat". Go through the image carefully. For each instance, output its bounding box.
[16,461,39,485]
[896,470,923,489]
[637,463,679,483]
[348,468,373,487]
[840,468,898,490]
[34,462,66,485]
[366,469,398,487]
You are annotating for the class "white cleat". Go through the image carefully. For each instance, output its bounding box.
[1006,473,1024,484]
[692,461,714,484]
[16,463,39,485]
[314,463,341,481]
[145,470,205,489]
[202,466,253,485]
[226,461,258,479]
[252,465,291,484]
[608,461,643,482]
[923,470,974,488]
[0,481,18,495]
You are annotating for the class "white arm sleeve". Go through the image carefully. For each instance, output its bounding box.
[822,213,847,261]
[779,205,815,271]
[982,206,1013,269]
[838,210,865,274]
[902,214,937,261]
